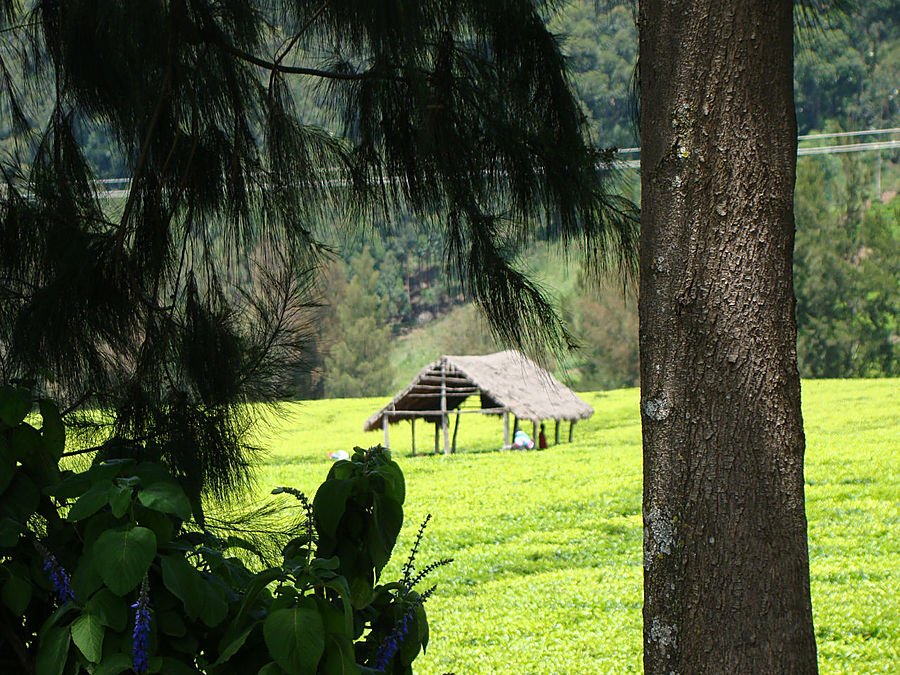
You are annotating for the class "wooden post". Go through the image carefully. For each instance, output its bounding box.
[554,419,560,445]
[532,421,538,446]
[410,418,416,456]
[451,413,460,453]
[513,417,519,436]
[383,413,390,450]
[569,420,576,443]
[441,360,450,455]
[504,411,510,448]
[434,422,439,453]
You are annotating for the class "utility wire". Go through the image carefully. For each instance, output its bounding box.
[616,126,900,156]
[31,127,900,196]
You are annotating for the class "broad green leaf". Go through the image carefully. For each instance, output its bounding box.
[313,479,353,538]
[0,436,16,494]
[39,400,66,460]
[212,624,255,667]
[0,385,30,427]
[70,613,105,663]
[399,604,426,666]
[2,573,32,616]
[85,589,127,631]
[320,634,361,675]
[161,555,201,620]
[0,471,40,522]
[160,554,226,626]
[108,484,133,518]
[348,576,373,610]
[35,624,69,675]
[0,517,20,547]
[132,461,175,487]
[44,472,92,499]
[136,508,174,545]
[232,567,281,630]
[263,606,325,675]
[374,462,405,505]
[418,601,429,653]
[12,423,60,486]
[369,495,403,575]
[158,609,187,637]
[71,549,103,603]
[137,480,191,520]
[322,578,354,636]
[92,526,156,596]
[67,482,110,521]
[258,663,287,675]
[93,653,132,675]
[198,578,228,627]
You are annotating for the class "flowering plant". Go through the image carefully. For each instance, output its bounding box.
[0,386,447,674]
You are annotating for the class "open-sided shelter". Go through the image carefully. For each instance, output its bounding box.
[364,350,593,454]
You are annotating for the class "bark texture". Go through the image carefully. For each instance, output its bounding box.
[638,1,818,672]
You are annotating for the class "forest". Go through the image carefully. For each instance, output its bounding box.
[284,1,897,397]
[1,1,898,397]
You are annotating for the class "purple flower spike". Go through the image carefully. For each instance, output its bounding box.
[131,575,151,674]
[373,587,434,673]
[39,547,74,605]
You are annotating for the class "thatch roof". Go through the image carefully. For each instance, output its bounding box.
[363,350,593,431]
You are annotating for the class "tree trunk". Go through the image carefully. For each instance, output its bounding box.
[638,1,817,672]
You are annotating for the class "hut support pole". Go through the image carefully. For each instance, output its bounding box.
[532,421,538,446]
[383,414,390,450]
[434,423,439,453]
[554,420,560,445]
[569,420,576,443]
[441,361,450,455]
[451,413,460,453]
[410,419,416,456]
[504,411,510,448]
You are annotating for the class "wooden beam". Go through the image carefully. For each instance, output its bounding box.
[401,391,479,399]
[451,412,460,453]
[554,420,560,445]
[383,414,390,450]
[441,360,450,455]
[504,411,510,447]
[569,420,576,442]
[382,407,508,416]
[434,422,439,453]
[410,418,416,456]
[419,375,473,384]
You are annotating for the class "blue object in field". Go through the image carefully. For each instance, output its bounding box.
[513,429,534,449]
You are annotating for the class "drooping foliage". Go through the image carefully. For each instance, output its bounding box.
[0,385,443,673]
[0,0,637,503]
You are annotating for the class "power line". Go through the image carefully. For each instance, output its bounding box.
[615,126,900,157]
[51,126,900,196]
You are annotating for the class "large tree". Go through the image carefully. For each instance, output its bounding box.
[0,0,635,505]
[639,0,817,671]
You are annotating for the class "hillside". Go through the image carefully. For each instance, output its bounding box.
[251,378,900,674]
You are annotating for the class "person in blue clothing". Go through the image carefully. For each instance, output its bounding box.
[512,429,534,450]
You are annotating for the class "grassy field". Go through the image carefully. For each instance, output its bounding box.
[250,379,900,674]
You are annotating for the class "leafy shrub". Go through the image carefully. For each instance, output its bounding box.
[0,386,446,674]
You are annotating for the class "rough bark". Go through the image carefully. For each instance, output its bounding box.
[638,1,818,672]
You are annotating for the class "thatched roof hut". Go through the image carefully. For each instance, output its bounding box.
[364,350,593,454]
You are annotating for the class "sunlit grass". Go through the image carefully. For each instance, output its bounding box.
[251,380,900,674]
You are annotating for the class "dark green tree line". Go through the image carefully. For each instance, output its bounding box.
[795,157,900,377]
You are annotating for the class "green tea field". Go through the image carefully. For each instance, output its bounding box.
[250,379,900,674]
